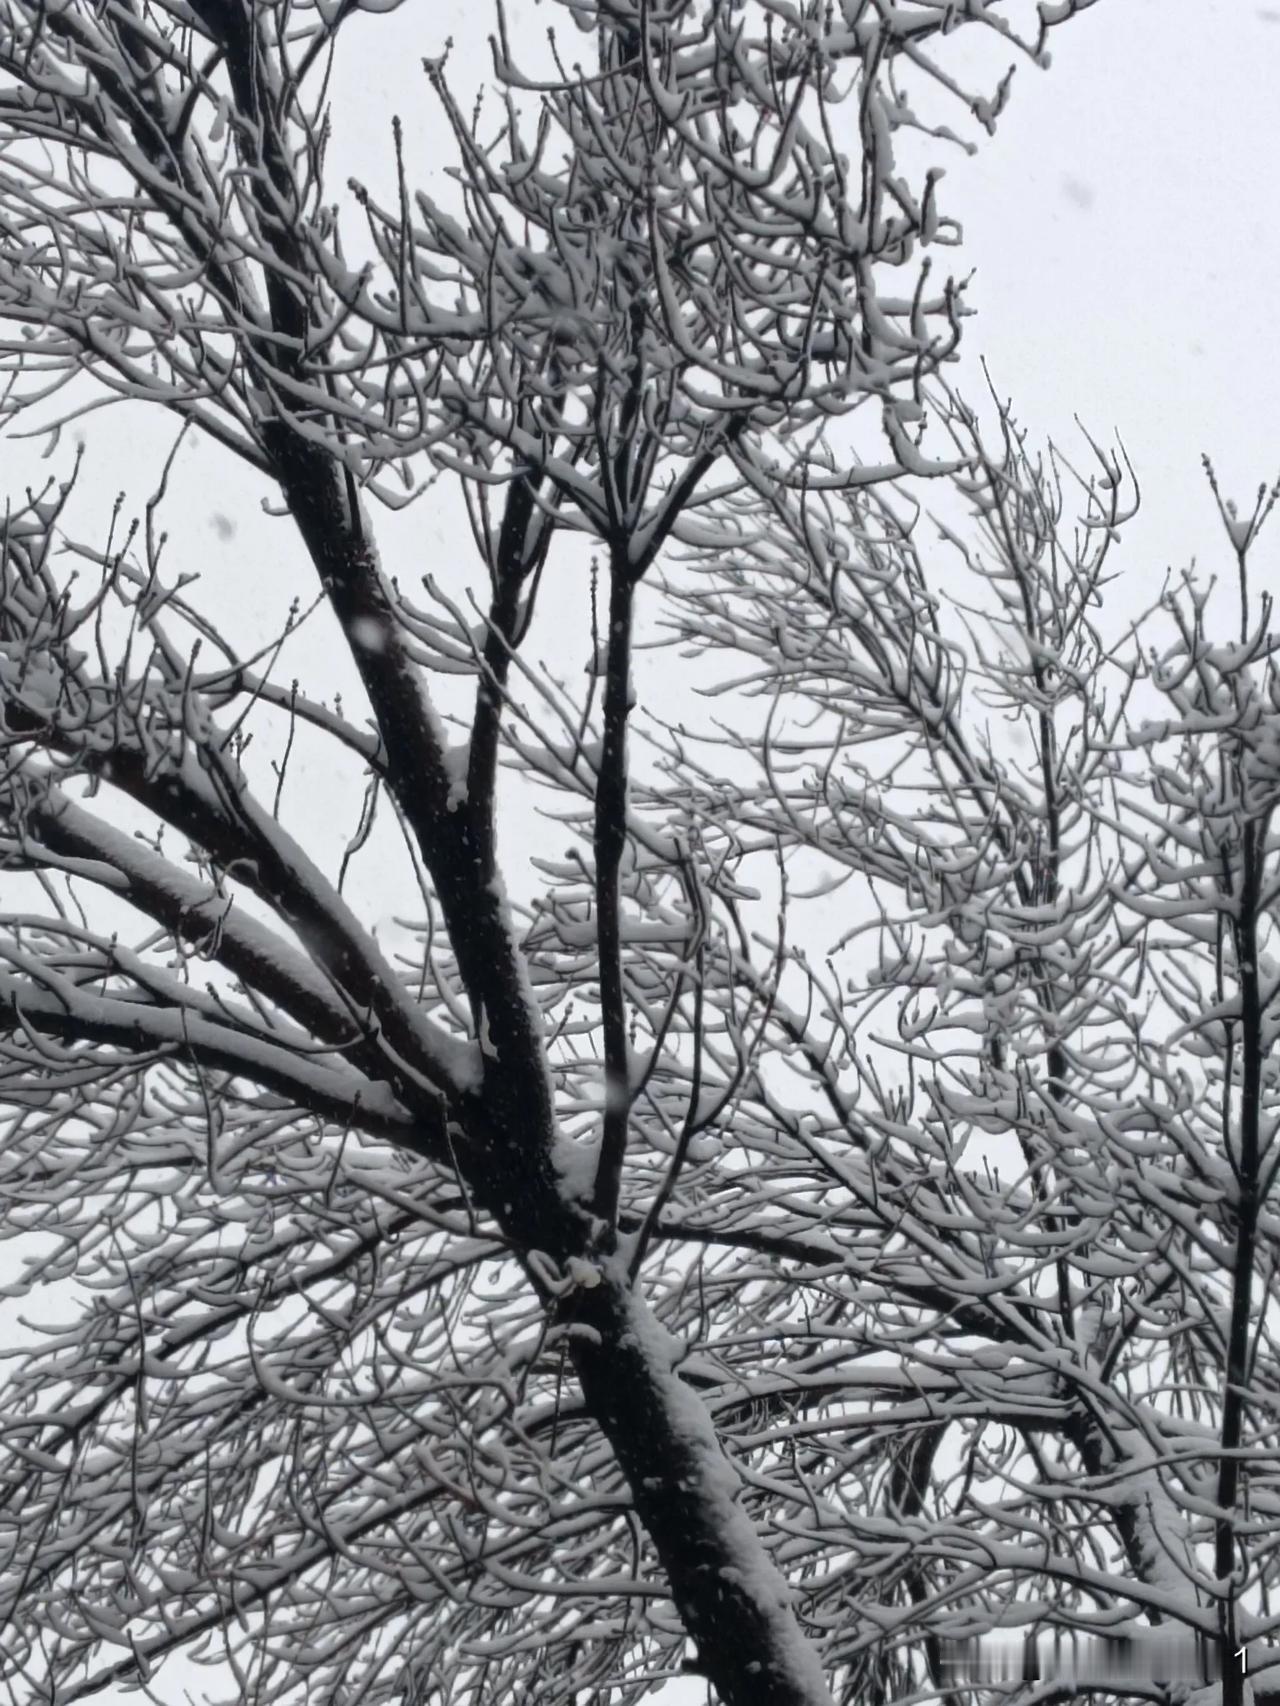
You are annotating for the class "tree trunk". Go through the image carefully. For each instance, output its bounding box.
[570,1271,836,1706]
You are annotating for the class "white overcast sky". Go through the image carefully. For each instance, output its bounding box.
[943,0,1280,603]
[20,1,1275,1700]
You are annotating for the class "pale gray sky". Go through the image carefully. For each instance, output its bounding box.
[944,0,1280,598]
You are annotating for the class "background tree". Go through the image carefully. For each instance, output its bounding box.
[651,402,1280,1706]
[0,1,1201,1704]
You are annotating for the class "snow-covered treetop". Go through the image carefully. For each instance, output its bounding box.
[0,0,1095,536]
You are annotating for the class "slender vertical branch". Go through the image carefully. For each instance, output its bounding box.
[466,472,557,881]
[591,555,636,1235]
[1217,810,1265,1706]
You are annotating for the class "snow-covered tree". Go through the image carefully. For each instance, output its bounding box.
[12,2,1252,1704]
[650,398,1280,1706]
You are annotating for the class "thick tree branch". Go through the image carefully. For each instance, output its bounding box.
[0,970,423,1147]
[591,560,635,1232]
[10,775,358,1048]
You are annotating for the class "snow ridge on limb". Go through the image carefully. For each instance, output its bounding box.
[13,778,365,1049]
[0,968,418,1144]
